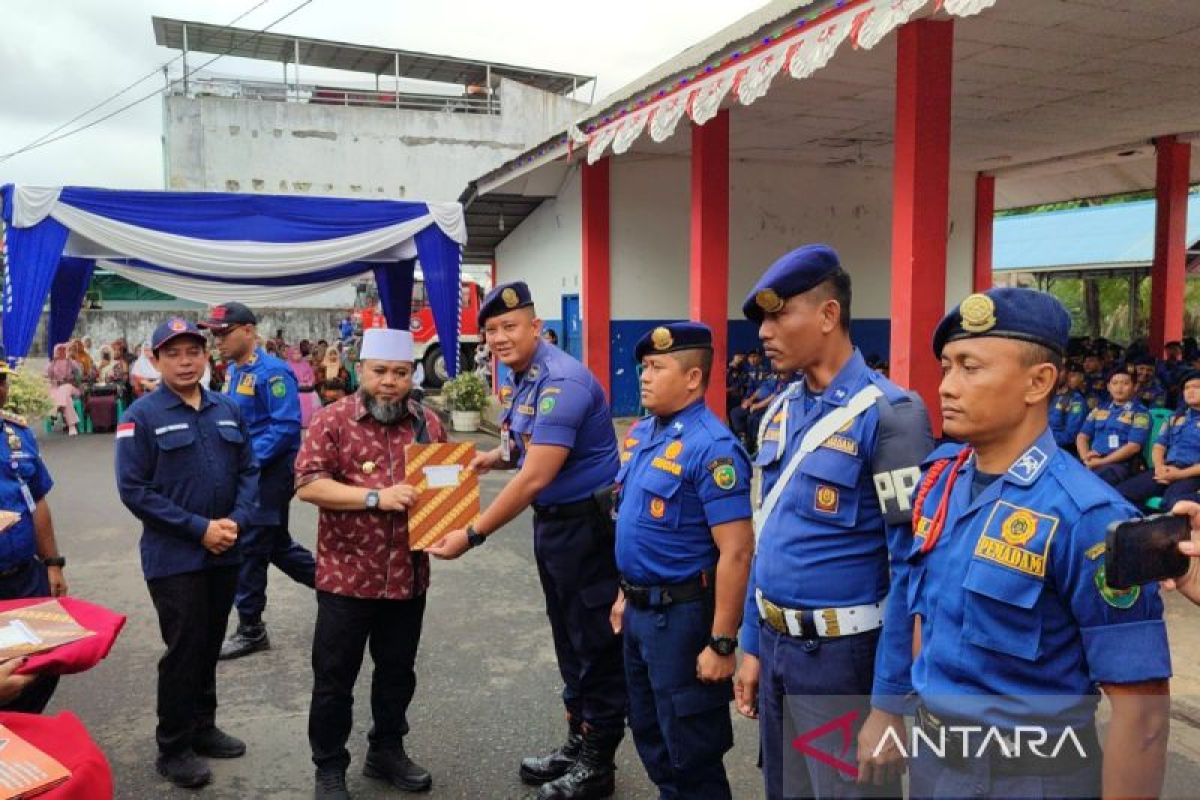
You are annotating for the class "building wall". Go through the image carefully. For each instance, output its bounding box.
[492,156,977,415]
[164,77,585,203]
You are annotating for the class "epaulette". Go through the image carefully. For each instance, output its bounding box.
[1046,454,1112,515]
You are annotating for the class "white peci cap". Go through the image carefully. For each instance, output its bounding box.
[359,328,414,362]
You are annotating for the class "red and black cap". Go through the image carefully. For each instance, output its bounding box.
[197,302,257,332]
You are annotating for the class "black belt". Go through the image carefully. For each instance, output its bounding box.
[916,705,1098,776]
[299,386,316,393]
[533,497,603,521]
[620,571,711,609]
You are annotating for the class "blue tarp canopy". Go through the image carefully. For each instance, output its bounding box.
[0,184,466,373]
[994,195,1200,273]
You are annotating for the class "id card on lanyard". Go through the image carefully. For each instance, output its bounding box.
[10,460,34,513]
[500,423,512,462]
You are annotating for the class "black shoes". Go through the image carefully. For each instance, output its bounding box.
[362,745,433,792]
[314,769,352,800]
[156,748,212,789]
[219,622,270,660]
[534,726,621,800]
[193,726,246,759]
[520,721,584,785]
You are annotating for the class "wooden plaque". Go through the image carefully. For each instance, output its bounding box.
[403,442,480,550]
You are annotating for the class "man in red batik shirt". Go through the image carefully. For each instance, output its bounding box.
[294,328,446,800]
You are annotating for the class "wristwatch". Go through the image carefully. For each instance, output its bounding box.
[708,635,738,657]
[365,490,381,511]
[466,524,488,549]
[43,556,65,568]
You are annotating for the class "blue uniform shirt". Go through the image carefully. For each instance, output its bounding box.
[1048,389,1087,447]
[498,341,619,505]
[615,400,752,584]
[879,429,1171,726]
[1136,379,1167,409]
[222,347,302,466]
[115,386,260,580]
[740,349,933,696]
[0,414,52,569]
[1082,372,1108,409]
[1080,399,1151,455]
[1157,406,1200,466]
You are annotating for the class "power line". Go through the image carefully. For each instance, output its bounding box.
[0,0,314,165]
[9,0,275,157]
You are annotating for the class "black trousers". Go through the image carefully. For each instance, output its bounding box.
[146,565,239,754]
[309,591,427,772]
[533,508,627,733]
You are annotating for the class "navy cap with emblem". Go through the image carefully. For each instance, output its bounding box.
[151,317,205,352]
[478,281,534,327]
[197,301,257,332]
[932,287,1071,358]
[742,244,842,323]
[633,322,714,363]
[1178,369,1200,389]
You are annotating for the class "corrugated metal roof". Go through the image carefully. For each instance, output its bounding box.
[993,195,1200,272]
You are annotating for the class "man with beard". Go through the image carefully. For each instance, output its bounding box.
[732,245,933,799]
[198,301,316,659]
[116,318,259,789]
[294,328,445,800]
[427,281,625,800]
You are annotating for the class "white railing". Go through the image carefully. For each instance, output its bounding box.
[175,77,500,115]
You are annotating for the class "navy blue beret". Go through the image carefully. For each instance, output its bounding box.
[478,281,534,326]
[932,288,1071,358]
[742,244,842,322]
[152,317,205,352]
[634,322,713,363]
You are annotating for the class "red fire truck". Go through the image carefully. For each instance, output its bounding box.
[354,278,483,388]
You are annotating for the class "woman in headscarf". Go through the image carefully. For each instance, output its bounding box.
[130,342,161,397]
[316,346,349,405]
[45,343,82,436]
[285,345,320,427]
[68,339,97,384]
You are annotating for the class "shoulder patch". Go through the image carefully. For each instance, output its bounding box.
[710,461,738,490]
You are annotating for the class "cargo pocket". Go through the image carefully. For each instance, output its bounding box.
[568,579,620,656]
[961,559,1044,661]
[667,681,734,771]
[636,470,683,529]
[794,451,862,527]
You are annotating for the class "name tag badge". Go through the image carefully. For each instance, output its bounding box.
[1108,434,1121,450]
[500,426,512,462]
[19,483,34,513]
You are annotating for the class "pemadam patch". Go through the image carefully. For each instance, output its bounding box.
[973,501,1059,578]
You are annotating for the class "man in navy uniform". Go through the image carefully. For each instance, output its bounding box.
[115,318,260,789]
[1049,363,1087,451]
[1117,370,1200,509]
[1076,368,1151,485]
[730,245,933,799]
[1081,352,1108,410]
[613,322,753,799]
[1133,357,1167,409]
[872,288,1170,798]
[199,302,316,659]
[0,361,68,713]
[427,282,625,800]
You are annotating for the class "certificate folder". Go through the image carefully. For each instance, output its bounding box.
[403,443,480,550]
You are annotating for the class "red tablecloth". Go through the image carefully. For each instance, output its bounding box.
[0,598,126,676]
[0,711,113,799]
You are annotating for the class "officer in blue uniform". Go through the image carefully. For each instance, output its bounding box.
[0,362,68,713]
[614,322,753,799]
[199,302,316,659]
[731,245,933,799]
[1081,353,1108,410]
[1117,369,1200,508]
[1048,364,1087,450]
[874,288,1171,799]
[1076,368,1151,485]
[1133,357,1167,408]
[426,282,625,800]
[115,317,260,789]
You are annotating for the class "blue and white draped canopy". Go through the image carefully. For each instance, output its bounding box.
[0,185,466,373]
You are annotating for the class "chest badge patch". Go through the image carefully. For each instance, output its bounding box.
[663,440,683,460]
[974,501,1060,578]
[236,373,256,396]
[1000,509,1038,547]
[814,485,839,514]
[649,497,666,519]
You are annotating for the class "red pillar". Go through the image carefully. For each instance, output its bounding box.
[890,19,954,427]
[973,174,995,292]
[1150,135,1190,356]
[582,158,612,398]
[690,110,730,413]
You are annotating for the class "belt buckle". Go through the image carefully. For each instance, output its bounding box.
[763,600,787,634]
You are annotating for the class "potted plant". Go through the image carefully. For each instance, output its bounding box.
[442,371,488,432]
[4,365,54,426]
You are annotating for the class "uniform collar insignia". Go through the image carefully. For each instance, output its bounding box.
[1007,445,1048,484]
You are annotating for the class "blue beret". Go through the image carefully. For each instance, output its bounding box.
[742,244,842,322]
[152,317,205,352]
[932,288,1070,358]
[478,281,534,326]
[634,322,713,363]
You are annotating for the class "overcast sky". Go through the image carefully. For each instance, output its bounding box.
[0,0,766,188]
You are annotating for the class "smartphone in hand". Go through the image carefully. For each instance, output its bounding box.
[1105,514,1191,589]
